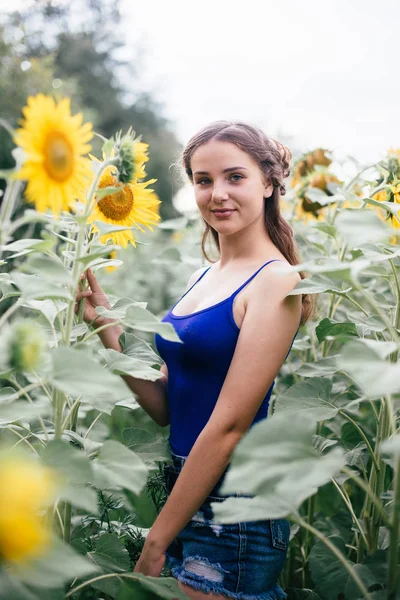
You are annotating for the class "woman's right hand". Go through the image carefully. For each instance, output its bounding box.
[75,268,113,328]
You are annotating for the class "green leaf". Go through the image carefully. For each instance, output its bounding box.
[50,347,125,399]
[335,209,392,246]
[87,534,130,597]
[93,440,148,495]
[1,238,54,259]
[0,400,49,425]
[380,433,400,456]
[296,356,340,377]
[94,220,141,237]
[20,299,68,325]
[123,305,182,343]
[116,575,188,600]
[315,318,358,343]
[309,536,354,600]
[20,255,72,284]
[287,277,352,296]
[95,185,121,200]
[99,349,163,381]
[122,427,170,464]
[119,332,163,365]
[12,273,73,301]
[275,378,337,423]
[337,340,400,398]
[312,222,338,238]
[0,571,64,600]
[41,441,98,513]
[213,413,345,521]
[13,537,98,588]
[363,195,400,217]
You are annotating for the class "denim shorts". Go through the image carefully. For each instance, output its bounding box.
[163,452,290,600]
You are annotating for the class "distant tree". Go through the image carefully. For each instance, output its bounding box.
[0,0,182,218]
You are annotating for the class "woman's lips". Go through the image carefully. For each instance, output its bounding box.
[212,209,235,218]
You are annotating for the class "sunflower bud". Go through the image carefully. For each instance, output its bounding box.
[114,129,136,185]
[7,319,46,373]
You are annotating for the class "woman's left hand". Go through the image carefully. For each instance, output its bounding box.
[133,539,166,577]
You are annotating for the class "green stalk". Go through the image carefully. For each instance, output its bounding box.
[53,158,116,445]
[388,258,400,362]
[331,478,369,548]
[387,456,400,597]
[293,516,374,600]
[339,410,380,472]
[63,399,80,544]
[342,465,390,528]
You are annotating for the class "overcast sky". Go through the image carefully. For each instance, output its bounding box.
[119,0,397,166]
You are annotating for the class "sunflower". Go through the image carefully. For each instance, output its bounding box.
[14,94,93,215]
[0,454,56,563]
[133,140,149,181]
[372,183,400,232]
[295,170,341,221]
[291,148,331,189]
[88,165,161,248]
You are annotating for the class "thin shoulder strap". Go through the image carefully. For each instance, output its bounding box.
[178,266,211,301]
[231,259,283,299]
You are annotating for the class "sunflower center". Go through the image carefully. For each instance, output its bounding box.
[43,132,74,182]
[97,174,134,221]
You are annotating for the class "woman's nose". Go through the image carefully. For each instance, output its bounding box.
[211,183,229,203]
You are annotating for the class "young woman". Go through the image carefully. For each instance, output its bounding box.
[77,121,312,600]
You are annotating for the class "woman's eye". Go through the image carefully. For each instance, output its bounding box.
[230,174,243,182]
[197,178,211,185]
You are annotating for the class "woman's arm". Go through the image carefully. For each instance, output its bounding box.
[140,265,302,561]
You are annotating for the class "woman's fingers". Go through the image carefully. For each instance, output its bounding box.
[86,268,104,294]
[76,290,92,302]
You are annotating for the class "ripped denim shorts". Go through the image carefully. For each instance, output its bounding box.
[163,452,290,600]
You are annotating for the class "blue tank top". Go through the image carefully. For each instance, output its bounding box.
[155,259,293,457]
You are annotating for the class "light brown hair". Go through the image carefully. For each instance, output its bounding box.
[182,120,314,324]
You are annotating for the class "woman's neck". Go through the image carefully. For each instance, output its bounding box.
[216,216,280,268]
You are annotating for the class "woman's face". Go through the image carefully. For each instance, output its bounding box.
[190,140,273,235]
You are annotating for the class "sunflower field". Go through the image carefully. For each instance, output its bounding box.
[0,92,400,600]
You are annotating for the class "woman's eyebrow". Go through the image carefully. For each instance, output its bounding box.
[194,166,249,175]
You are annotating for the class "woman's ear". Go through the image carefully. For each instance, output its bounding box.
[264,181,274,198]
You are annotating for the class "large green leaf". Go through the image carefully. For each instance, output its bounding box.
[93,440,148,495]
[119,332,163,365]
[309,535,382,600]
[0,571,64,600]
[87,534,130,598]
[274,378,337,423]
[20,299,68,325]
[287,277,352,296]
[1,238,54,259]
[12,273,73,301]
[123,305,182,343]
[315,318,358,343]
[50,347,126,399]
[335,209,392,246]
[41,441,98,513]
[337,340,400,398]
[122,427,170,464]
[99,348,162,381]
[20,255,72,284]
[295,356,340,377]
[213,413,345,521]
[12,537,98,588]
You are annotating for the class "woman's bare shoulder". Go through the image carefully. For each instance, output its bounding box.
[184,265,210,292]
